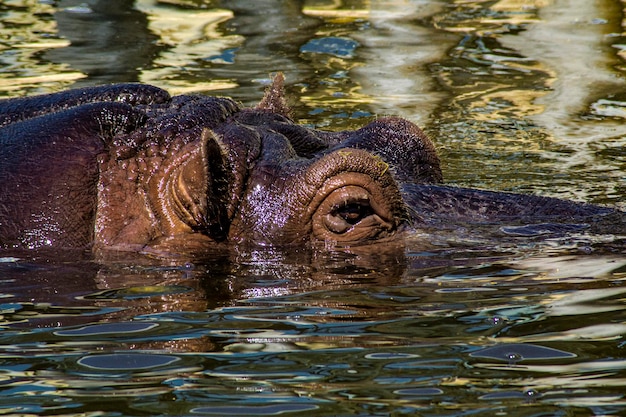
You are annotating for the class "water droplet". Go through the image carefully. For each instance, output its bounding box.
[506,352,523,363]
[524,389,540,401]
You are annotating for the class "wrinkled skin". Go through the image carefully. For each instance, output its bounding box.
[0,75,621,253]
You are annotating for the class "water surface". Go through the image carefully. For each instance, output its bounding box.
[0,0,625,415]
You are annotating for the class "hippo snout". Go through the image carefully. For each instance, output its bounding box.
[305,149,405,243]
[231,147,406,246]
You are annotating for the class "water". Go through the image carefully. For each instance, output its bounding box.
[0,0,626,415]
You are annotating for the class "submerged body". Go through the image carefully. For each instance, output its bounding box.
[0,75,620,253]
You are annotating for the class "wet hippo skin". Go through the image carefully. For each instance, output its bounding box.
[0,74,620,253]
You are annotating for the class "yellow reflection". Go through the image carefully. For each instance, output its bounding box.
[520,256,626,281]
[135,0,243,94]
[467,89,547,122]
[503,0,626,142]
[303,0,369,21]
[300,84,373,109]
[0,73,86,91]
[0,0,83,95]
[433,0,542,33]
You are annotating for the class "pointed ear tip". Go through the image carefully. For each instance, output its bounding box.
[266,72,286,96]
[256,72,292,118]
[271,72,285,83]
[200,128,224,146]
[262,72,285,98]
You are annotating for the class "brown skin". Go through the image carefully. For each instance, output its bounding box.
[95,79,441,250]
[0,74,618,253]
[94,94,242,251]
[0,102,148,249]
[0,75,441,252]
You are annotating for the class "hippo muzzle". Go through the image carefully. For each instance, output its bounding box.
[233,146,406,245]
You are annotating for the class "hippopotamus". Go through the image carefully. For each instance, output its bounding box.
[0,74,620,253]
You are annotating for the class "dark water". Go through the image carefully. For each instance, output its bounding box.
[1,0,626,415]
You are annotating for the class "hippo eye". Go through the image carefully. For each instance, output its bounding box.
[311,178,398,243]
[305,150,407,245]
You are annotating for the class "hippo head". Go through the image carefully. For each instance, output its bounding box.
[93,74,442,251]
[229,119,419,246]
[3,74,613,254]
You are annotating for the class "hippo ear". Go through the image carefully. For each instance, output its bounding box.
[255,72,292,118]
[173,129,231,241]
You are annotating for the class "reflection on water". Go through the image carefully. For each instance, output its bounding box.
[0,0,625,415]
[47,0,162,85]
[1,249,626,415]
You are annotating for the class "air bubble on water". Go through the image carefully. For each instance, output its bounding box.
[506,352,523,365]
[524,389,540,401]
